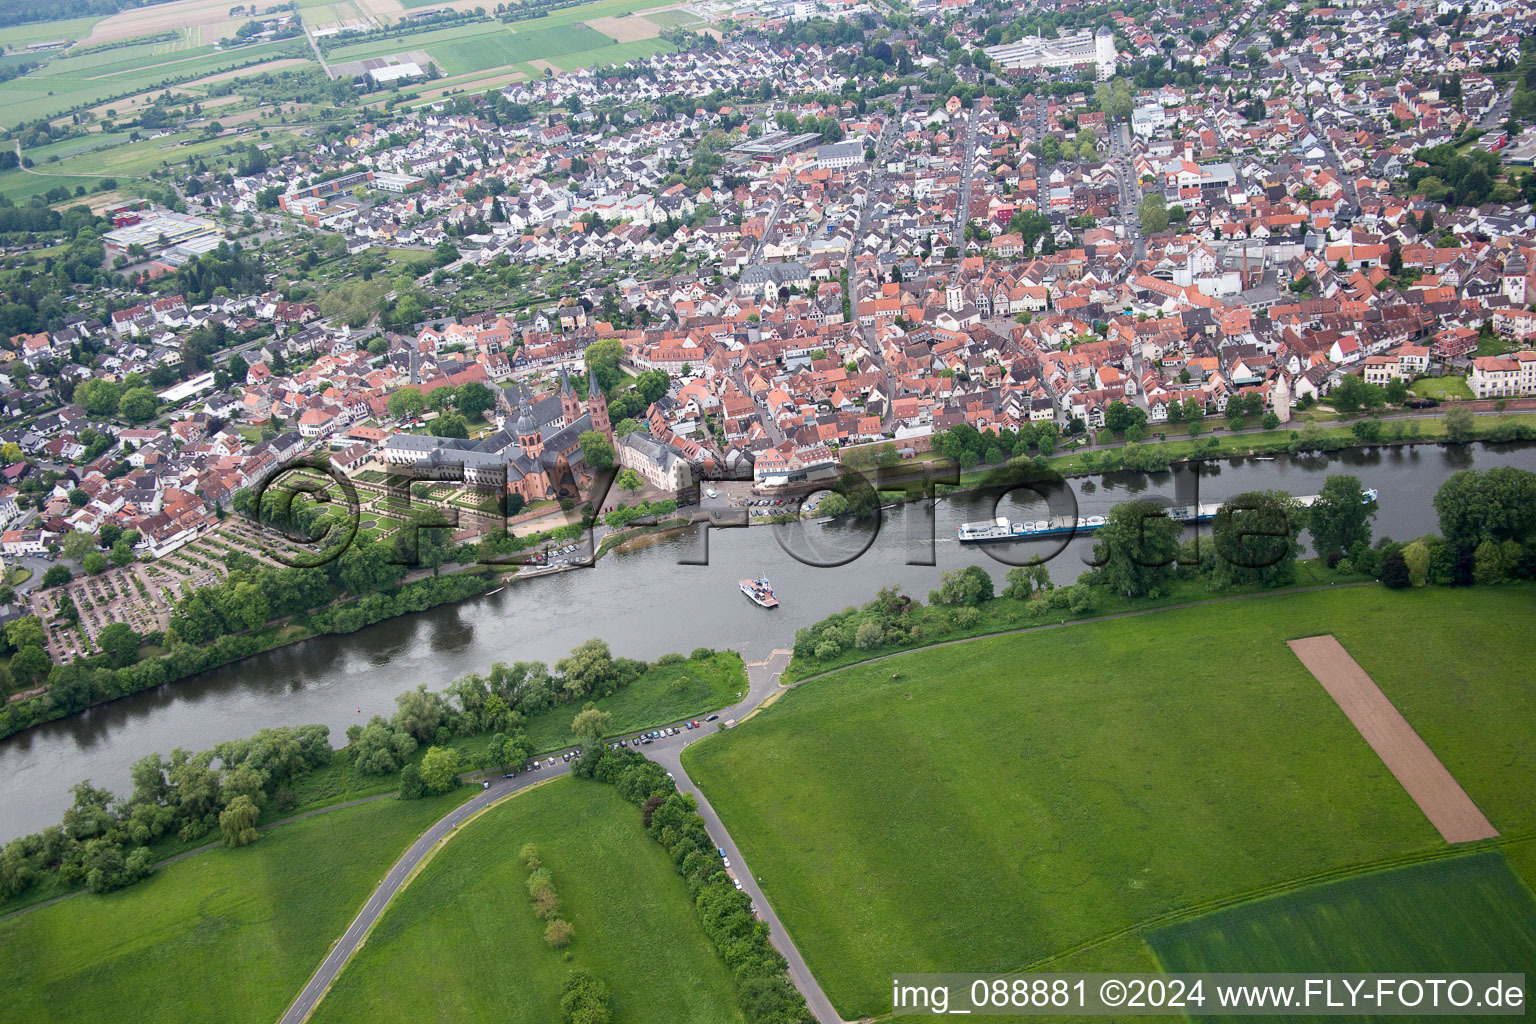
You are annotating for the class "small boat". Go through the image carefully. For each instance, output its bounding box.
[740,576,779,609]
[485,587,505,596]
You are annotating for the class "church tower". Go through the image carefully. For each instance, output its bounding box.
[559,365,582,427]
[515,394,543,457]
[587,365,612,438]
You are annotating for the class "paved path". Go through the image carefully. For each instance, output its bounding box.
[279,766,570,1024]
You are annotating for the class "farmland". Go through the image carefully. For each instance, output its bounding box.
[0,793,473,1024]
[0,36,311,128]
[682,585,1536,1020]
[1150,851,1536,979]
[309,778,744,1024]
[325,16,671,79]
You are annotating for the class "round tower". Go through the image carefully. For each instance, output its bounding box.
[515,395,542,457]
[1095,27,1116,81]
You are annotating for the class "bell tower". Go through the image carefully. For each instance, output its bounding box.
[559,365,582,426]
[515,395,542,457]
[587,365,612,438]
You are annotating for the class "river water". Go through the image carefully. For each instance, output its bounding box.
[2,443,1532,840]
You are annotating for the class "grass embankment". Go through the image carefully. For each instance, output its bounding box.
[281,650,745,812]
[309,777,743,1024]
[0,792,473,1024]
[783,561,1365,682]
[683,585,1536,1020]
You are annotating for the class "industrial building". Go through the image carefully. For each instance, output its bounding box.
[984,26,1116,80]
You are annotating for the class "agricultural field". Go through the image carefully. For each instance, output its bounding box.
[0,37,308,128]
[0,17,105,49]
[0,793,473,1024]
[682,585,1536,1020]
[325,0,674,79]
[309,778,744,1024]
[1149,851,1536,980]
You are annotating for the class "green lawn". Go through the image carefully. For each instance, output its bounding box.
[1410,375,1474,401]
[0,792,472,1024]
[309,778,744,1024]
[683,585,1536,1020]
[522,649,745,752]
[1150,852,1536,994]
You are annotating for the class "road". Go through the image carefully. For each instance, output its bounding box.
[649,650,845,1024]
[279,646,844,1024]
[953,102,979,275]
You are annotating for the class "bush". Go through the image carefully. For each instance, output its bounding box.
[1380,550,1410,588]
[927,565,994,606]
[952,606,982,628]
[853,618,883,649]
[545,917,574,949]
[655,652,685,666]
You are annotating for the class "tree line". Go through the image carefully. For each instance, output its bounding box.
[792,468,1536,670]
[573,744,816,1024]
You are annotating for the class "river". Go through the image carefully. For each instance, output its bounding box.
[1,442,1532,841]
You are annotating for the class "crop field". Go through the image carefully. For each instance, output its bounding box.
[0,793,472,1024]
[682,586,1536,1019]
[1150,851,1536,978]
[0,17,105,48]
[327,17,664,77]
[0,38,307,127]
[309,778,743,1024]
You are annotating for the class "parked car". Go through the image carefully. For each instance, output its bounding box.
[706,714,720,722]
[482,780,490,789]
[722,857,730,868]
[717,847,726,857]
[503,772,516,778]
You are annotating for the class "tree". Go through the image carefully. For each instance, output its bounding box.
[1433,467,1536,549]
[1210,491,1306,589]
[570,702,613,745]
[582,338,624,392]
[928,565,994,606]
[455,381,495,421]
[62,529,96,563]
[1138,193,1169,235]
[1379,549,1410,588]
[1308,475,1375,558]
[10,645,50,687]
[1402,540,1431,587]
[219,794,260,847]
[1443,405,1476,443]
[579,430,615,472]
[1094,499,1179,597]
[42,564,72,588]
[418,746,461,794]
[545,918,574,949]
[118,387,158,423]
[433,239,460,266]
[557,638,616,701]
[1329,375,1385,413]
[97,622,139,668]
[615,468,643,493]
[1472,538,1509,585]
[83,552,109,575]
[387,389,426,421]
[434,412,469,439]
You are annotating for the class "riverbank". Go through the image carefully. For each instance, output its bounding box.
[3,442,1533,844]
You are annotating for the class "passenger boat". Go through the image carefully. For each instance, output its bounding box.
[957,489,1377,544]
[740,576,779,608]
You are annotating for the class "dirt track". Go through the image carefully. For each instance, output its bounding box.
[1288,635,1498,844]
